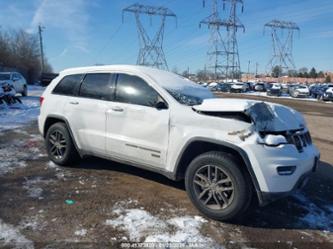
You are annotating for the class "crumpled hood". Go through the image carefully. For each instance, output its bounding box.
[193,98,305,132]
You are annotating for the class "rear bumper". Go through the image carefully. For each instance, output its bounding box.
[38,115,44,136]
[294,93,309,98]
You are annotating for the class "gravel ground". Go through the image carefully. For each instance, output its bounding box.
[0,93,332,249]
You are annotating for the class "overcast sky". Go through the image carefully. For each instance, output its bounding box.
[0,0,332,73]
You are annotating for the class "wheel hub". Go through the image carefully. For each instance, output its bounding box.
[48,130,67,160]
[193,165,235,210]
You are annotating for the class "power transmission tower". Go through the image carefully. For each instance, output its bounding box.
[200,0,244,80]
[38,24,45,73]
[200,0,228,80]
[223,0,245,80]
[122,3,176,70]
[264,20,300,74]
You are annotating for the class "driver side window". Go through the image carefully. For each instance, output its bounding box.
[115,74,161,107]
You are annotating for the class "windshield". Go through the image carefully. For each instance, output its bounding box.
[166,88,213,106]
[147,68,214,106]
[0,74,10,80]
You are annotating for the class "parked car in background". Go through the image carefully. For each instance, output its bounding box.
[254,82,266,92]
[0,72,28,96]
[218,83,231,92]
[244,82,255,91]
[289,85,310,98]
[208,82,219,91]
[317,85,333,101]
[281,84,289,94]
[267,83,282,96]
[230,82,247,93]
[309,85,323,98]
[287,84,299,95]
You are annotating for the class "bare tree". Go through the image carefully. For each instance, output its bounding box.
[0,29,53,83]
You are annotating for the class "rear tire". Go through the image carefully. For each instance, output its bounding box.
[185,151,252,222]
[45,122,80,166]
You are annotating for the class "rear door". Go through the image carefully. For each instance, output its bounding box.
[106,73,170,168]
[65,73,115,155]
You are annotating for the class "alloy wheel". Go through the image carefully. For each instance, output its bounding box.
[48,130,67,160]
[193,165,234,210]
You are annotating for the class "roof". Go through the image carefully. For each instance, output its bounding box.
[60,64,208,92]
[61,64,162,75]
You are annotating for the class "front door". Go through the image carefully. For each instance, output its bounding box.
[106,73,169,168]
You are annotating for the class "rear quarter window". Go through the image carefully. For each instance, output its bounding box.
[52,74,84,96]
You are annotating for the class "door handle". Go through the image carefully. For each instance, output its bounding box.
[111,107,124,112]
[69,101,79,105]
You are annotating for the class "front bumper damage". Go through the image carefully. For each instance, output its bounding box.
[242,140,320,206]
[260,156,319,205]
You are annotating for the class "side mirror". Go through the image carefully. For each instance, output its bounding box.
[155,101,168,110]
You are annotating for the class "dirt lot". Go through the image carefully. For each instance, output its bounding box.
[0,94,333,249]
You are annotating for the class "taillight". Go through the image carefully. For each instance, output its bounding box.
[40,96,44,106]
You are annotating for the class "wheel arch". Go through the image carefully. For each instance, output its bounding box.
[43,115,82,157]
[173,137,264,204]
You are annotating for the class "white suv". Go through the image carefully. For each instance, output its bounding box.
[0,72,28,96]
[39,65,320,221]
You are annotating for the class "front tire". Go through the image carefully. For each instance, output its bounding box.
[185,151,252,221]
[45,122,80,166]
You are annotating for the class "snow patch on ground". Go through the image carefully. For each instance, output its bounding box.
[106,209,166,241]
[293,192,333,231]
[19,212,46,232]
[145,216,210,244]
[74,229,87,237]
[0,86,44,131]
[106,204,214,247]
[47,161,71,180]
[0,219,34,249]
[23,178,42,198]
[23,177,54,199]
[0,139,44,176]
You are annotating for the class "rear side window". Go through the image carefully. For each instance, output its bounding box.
[79,73,114,101]
[52,74,83,96]
[115,74,159,107]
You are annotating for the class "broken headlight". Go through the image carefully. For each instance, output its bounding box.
[258,134,287,147]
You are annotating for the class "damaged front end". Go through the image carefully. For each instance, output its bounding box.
[193,98,309,147]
